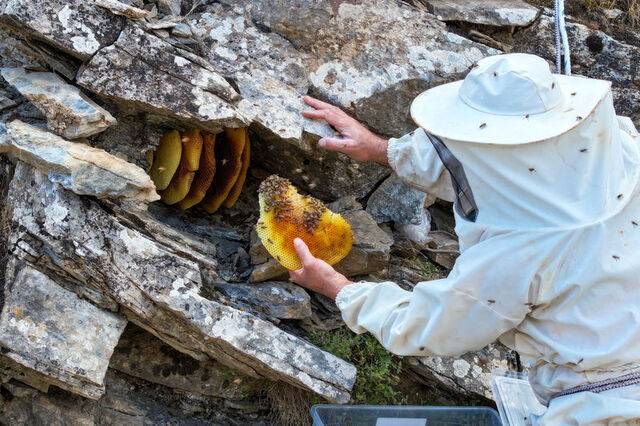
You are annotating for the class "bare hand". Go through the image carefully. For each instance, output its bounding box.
[302,96,389,165]
[289,238,353,300]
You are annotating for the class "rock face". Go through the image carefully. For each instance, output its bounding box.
[77,24,246,132]
[0,0,125,61]
[0,120,158,202]
[1,67,116,139]
[2,163,356,402]
[0,263,127,399]
[424,0,540,27]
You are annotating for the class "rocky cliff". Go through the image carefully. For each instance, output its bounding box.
[0,0,638,424]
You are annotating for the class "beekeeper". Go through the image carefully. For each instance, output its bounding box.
[291,53,640,424]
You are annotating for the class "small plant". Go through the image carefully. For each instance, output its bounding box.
[309,328,407,405]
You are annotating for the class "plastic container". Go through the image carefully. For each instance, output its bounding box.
[311,405,502,426]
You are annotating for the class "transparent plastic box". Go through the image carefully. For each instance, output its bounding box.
[311,405,502,426]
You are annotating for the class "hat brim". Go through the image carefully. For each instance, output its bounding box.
[410,75,612,145]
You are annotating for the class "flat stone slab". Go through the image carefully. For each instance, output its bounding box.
[0,264,127,399]
[77,24,247,132]
[425,0,540,27]
[0,120,158,202]
[1,67,116,139]
[366,174,427,225]
[0,0,125,60]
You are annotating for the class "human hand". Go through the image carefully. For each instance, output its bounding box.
[289,238,353,300]
[302,96,389,165]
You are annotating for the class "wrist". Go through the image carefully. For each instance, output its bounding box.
[369,134,389,165]
[326,275,353,300]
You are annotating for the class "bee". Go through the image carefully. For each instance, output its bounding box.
[479,123,487,129]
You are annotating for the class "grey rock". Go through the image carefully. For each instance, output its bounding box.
[186,4,388,199]
[0,0,125,60]
[157,0,183,16]
[0,370,268,425]
[93,0,150,20]
[172,22,193,38]
[425,230,459,269]
[1,67,116,139]
[366,174,428,225]
[252,0,498,136]
[397,208,433,246]
[409,343,512,400]
[110,324,261,399]
[425,0,540,27]
[212,281,312,320]
[2,163,356,402]
[77,24,246,132]
[0,120,159,202]
[512,11,640,127]
[0,93,16,112]
[250,196,393,281]
[0,263,127,399]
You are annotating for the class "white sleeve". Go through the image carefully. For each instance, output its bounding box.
[335,233,539,356]
[387,128,456,202]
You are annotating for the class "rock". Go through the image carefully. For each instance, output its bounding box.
[0,93,16,112]
[76,24,246,132]
[0,263,127,399]
[424,0,540,27]
[251,0,497,136]
[172,22,192,38]
[424,230,459,269]
[93,0,150,20]
[0,370,268,425]
[250,196,393,281]
[110,324,261,399]
[0,0,126,60]
[2,163,356,402]
[157,0,182,16]
[0,120,159,202]
[212,281,312,320]
[408,343,512,400]
[366,174,427,225]
[512,11,640,126]
[1,67,117,139]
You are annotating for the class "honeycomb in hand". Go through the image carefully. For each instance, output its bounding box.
[256,175,353,270]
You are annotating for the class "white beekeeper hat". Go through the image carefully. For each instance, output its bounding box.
[410,53,612,145]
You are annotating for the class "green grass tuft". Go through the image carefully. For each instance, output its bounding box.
[309,328,407,405]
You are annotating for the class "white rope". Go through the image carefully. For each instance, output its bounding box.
[554,0,572,75]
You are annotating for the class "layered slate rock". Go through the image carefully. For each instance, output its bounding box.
[250,196,393,281]
[0,263,127,399]
[0,120,158,202]
[110,325,261,399]
[1,67,116,139]
[424,0,540,27]
[212,281,312,320]
[0,0,125,60]
[77,24,247,132]
[2,163,356,402]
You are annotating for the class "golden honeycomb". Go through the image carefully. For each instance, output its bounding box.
[256,175,353,270]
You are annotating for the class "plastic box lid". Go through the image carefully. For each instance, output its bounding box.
[311,405,502,426]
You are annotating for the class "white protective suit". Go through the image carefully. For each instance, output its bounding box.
[335,91,640,425]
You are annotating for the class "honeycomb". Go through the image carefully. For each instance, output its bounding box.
[256,175,353,270]
[201,127,246,213]
[148,128,250,212]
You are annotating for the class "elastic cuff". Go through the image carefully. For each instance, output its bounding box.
[335,281,375,310]
[386,136,404,175]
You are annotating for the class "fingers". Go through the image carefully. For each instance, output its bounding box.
[302,109,328,120]
[303,96,335,110]
[319,137,354,152]
[293,238,314,266]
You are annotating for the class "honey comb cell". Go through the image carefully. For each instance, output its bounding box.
[149,129,181,190]
[222,129,250,209]
[256,175,353,270]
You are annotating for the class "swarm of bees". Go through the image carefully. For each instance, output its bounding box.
[256,175,353,270]
[148,127,250,212]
